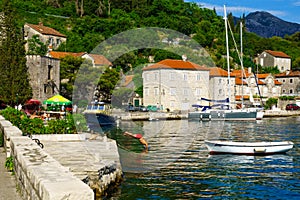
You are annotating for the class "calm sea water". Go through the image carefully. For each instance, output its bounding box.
[104,116,300,199]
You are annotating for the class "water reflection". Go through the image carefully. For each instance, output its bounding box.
[110,117,300,199]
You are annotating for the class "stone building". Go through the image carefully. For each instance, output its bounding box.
[275,71,300,96]
[209,67,235,105]
[24,22,66,52]
[232,68,282,105]
[142,59,210,111]
[26,55,60,101]
[258,50,291,73]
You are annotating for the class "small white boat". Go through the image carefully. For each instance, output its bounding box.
[204,140,294,155]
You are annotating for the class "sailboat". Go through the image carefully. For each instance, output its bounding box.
[188,6,263,121]
[203,5,294,155]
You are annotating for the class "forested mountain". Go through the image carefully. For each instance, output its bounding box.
[245,11,300,38]
[1,0,300,71]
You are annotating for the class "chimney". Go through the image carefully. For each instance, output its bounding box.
[38,22,43,26]
[182,55,187,62]
[248,67,251,74]
[286,70,290,75]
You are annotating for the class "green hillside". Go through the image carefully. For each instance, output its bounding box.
[2,0,300,71]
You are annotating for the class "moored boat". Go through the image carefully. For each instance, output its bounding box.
[83,101,116,127]
[204,140,294,155]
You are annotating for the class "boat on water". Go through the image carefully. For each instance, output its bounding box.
[204,140,294,155]
[188,98,263,121]
[83,101,116,127]
[188,5,264,121]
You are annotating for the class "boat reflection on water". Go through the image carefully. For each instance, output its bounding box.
[110,120,201,173]
[206,153,294,167]
[83,101,116,133]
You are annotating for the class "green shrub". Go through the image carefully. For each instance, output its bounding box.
[264,97,278,110]
[0,131,3,147]
[1,107,80,134]
[5,156,14,173]
[279,96,295,101]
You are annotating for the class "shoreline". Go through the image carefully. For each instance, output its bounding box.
[113,110,300,121]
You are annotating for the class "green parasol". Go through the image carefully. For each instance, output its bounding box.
[43,94,72,105]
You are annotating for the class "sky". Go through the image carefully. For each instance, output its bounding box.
[186,0,300,24]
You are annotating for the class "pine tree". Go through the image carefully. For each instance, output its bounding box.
[0,0,32,106]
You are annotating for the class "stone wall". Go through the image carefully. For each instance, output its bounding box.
[26,55,60,102]
[0,116,94,199]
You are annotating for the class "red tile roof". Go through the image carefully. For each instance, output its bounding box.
[255,79,265,85]
[209,67,230,77]
[123,75,134,87]
[49,51,85,59]
[275,70,300,77]
[274,80,282,85]
[265,50,290,58]
[88,54,112,66]
[26,23,66,37]
[143,59,210,71]
[256,74,269,79]
[235,95,250,100]
[231,69,251,78]
[235,77,247,85]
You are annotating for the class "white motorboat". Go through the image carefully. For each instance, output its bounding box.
[204,140,294,155]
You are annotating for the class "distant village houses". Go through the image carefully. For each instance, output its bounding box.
[24,22,66,52]
[258,50,291,73]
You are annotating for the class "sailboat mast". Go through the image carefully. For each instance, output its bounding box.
[240,21,244,108]
[224,5,231,108]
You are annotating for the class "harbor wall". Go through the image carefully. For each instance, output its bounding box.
[0,115,122,199]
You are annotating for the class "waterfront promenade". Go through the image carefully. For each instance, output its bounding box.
[0,147,22,200]
[0,114,122,200]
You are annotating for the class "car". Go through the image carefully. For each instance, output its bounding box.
[126,105,137,112]
[138,106,149,112]
[286,103,300,110]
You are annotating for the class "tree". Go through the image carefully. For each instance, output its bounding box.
[27,35,48,55]
[0,0,32,106]
[60,55,84,100]
[264,97,278,110]
[97,68,120,102]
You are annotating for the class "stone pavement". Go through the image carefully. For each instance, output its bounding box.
[0,147,23,200]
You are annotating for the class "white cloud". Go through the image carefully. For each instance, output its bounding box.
[195,2,286,18]
[294,1,300,6]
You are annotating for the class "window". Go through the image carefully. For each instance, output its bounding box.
[260,58,264,66]
[218,79,222,84]
[283,79,286,83]
[49,37,53,45]
[183,88,188,96]
[195,88,201,96]
[218,89,222,95]
[281,66,284,71]
[183,73,187,81]
[154,87,159,96]
[56,38,61,46]
[170,73,175,80]
[290,89,293,94]
[144,73,149,81]
[144,87,149,96]
[47,65,53,80]
[196,74,201,81]
[154,72,158,81]
[282,89,286,93]
[170,87,176,96]
[290,79,293,83]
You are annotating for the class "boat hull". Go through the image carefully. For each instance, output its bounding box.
[84,113,116,126]
[205,140,294,155]
[188,110,258,121]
